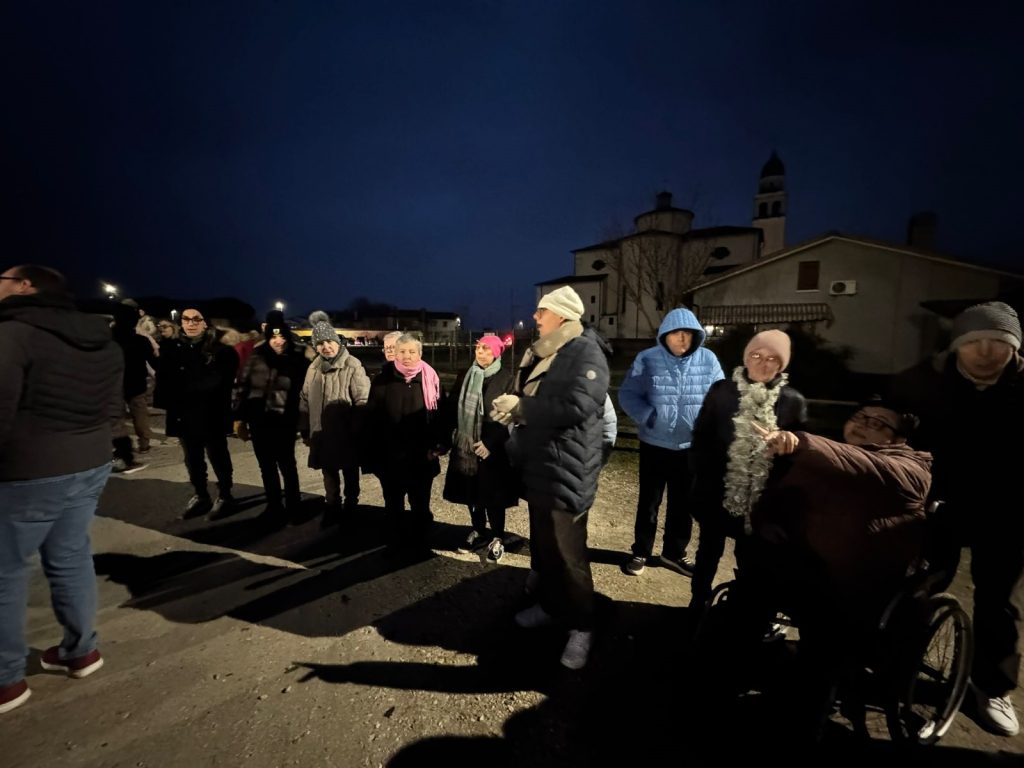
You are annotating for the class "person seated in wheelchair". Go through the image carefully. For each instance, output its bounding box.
[722,399,932,739]
[746,398,932,627]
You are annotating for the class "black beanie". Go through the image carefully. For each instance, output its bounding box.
[264,310,288,342]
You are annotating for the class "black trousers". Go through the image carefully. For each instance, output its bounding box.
[469,506,506,537]
[322,466,361,507]
[632,442,694,560]
[380,469,434,544]
[529,502,594,630]
[969,541,1024,697]
[180,431,233,497]
[690,508,746,610]
[250,421,300,505]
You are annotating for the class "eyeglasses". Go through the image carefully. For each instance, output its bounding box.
[849,411,898,432]
[747,352,781,364]
[181,315,205,324]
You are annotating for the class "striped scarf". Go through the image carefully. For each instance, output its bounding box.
[454,358,502,475]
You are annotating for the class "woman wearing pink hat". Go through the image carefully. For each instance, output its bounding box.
[443,335,518,561]
[688,329,808,614]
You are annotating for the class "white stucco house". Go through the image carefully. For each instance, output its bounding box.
[691,233,1024,375]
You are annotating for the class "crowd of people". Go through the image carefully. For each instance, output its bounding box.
[0,264,1021,744]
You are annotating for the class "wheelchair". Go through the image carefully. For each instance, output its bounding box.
[692,504,973,746]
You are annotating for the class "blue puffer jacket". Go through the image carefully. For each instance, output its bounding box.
[618,307,724,451]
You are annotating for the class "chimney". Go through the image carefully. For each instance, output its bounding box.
[656,190,673,210]
[907,211,937,250]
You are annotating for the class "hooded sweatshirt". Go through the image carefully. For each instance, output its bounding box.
[0,293,124,480]
[618,307,724,450]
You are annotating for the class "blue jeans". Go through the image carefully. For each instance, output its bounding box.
[0,464,111,686]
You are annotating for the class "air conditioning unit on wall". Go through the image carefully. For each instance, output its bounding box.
[829,280,858,296]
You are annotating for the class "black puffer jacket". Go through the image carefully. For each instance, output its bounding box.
[507,327,610,514]
[0,293,124,480]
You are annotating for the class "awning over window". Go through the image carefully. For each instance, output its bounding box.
[696,303,833,326]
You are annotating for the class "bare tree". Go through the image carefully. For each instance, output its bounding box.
[604,228,714,335]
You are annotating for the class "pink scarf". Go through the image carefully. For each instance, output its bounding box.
[394,359,441,411]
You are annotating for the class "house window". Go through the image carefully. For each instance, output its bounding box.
[592,259,606,270]
[590,314,595,323]
[656,281,665,311]
[442,321,448,328]
[797,261,820,291]
[608,317,615,326]
[758,202,768,218]
[771,201,782,216]
[590,295,595,304]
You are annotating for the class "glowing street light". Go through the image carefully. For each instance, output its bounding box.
[274,301,285,312]
[102,282,119,299]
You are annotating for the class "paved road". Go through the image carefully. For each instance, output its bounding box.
[1,427,1021,766]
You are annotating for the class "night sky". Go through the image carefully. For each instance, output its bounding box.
[4,1,1022,327]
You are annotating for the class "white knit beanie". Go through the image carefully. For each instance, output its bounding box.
[537,286,584,322]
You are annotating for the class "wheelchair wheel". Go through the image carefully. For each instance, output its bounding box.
[886,594,973,745]
[691,581,734,651]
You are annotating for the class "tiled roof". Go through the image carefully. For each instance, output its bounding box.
[697,302,833,325]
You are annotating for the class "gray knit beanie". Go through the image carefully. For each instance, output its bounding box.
[950,301,1021,352]
[311,322,339,346]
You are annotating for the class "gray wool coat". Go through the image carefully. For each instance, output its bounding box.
[299,349,370,470]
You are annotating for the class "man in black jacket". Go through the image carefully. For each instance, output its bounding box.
[156,307,238,518]
[492,286,610,670]
[0,265,123,714]
[891,301,1024,737]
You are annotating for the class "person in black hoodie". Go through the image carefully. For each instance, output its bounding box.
[234,311,309,523]
[155,306,238,518]
[0,265,123,714]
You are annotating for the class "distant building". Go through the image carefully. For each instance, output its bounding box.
[322,308,462,344]
[536,154,786,339]
[691,232,1024,375]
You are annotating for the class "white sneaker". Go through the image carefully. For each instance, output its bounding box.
[514,603,553,629]
[974,687,1020,736]
[560,629,593,670]
[486,538,505,562]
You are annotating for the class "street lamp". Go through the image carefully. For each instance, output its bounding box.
[102,282,119,300]
[274,301,285,312]
[170,309,178,321]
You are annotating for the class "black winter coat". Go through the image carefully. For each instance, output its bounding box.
[0,293,124,480]
[507,327,610,514]
[442,365,519,509]
[157,332,239,439]
[364,365,449,478]
[689,374,808,521]
[890,352,1024,543]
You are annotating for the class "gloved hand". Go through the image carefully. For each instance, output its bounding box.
[472,441,491,459]
[490,394,520,425]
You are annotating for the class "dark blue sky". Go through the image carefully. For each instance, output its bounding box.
[4,1,1022,327]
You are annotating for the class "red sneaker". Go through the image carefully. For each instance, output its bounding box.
[40,647,104,678]
[0,680,31,714]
